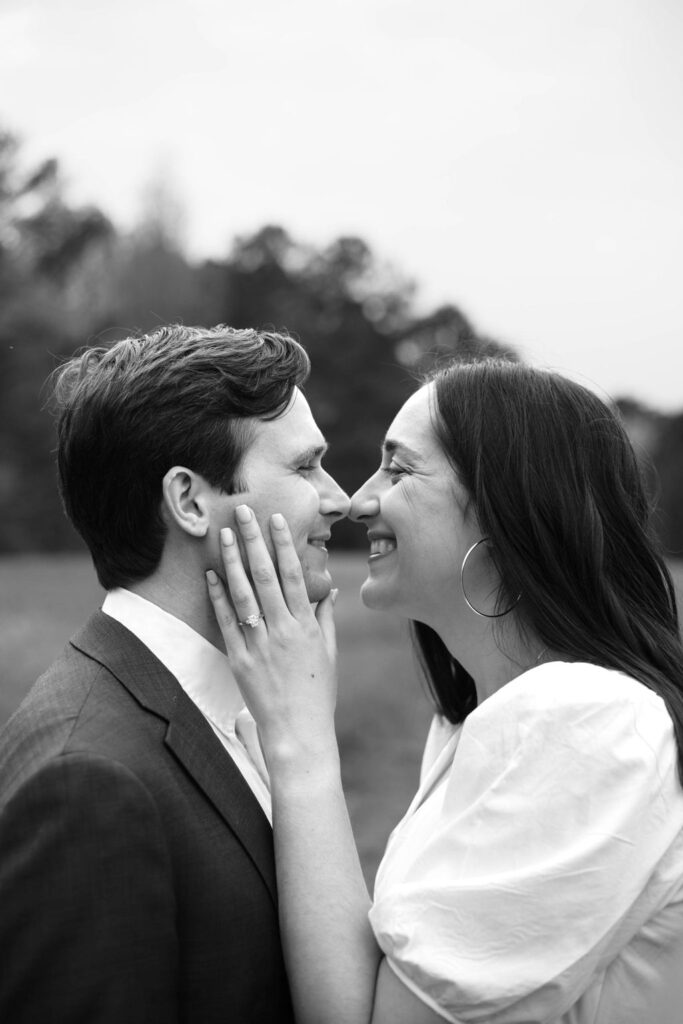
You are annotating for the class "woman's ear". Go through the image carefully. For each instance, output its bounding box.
[161,466,211,537]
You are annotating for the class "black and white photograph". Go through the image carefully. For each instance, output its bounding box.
[1,2,682,1021]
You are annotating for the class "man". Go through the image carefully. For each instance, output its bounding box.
[0,324,349,1023]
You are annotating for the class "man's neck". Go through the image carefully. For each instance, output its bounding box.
[126,571,225,653]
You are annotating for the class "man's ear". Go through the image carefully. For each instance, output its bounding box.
[161,466,212,538]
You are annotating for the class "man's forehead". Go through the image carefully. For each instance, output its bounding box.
[245,390,327,461]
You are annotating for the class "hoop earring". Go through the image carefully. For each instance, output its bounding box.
[460,538,522,619]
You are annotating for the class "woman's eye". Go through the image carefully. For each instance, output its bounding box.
[298,464,316,474]
[383,462,407,483]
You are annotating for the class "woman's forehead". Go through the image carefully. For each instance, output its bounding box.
[386,383,438,450]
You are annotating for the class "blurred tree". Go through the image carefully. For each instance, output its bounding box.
[59,175,225,342]
[0,309,77,550]
[616,398,683,559]
[393,304,518,372]
[0,130,112,292]
[653,413,683,558]
[3,124,679,556]
[0,128,113,551]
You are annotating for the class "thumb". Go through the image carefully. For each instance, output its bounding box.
[315,588,338,663]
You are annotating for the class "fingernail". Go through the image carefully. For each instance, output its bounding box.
[271,513,285,530]
[221,527,235,545]
[206,569,218,585]
[331,588,339,605]
[235,505,252,524]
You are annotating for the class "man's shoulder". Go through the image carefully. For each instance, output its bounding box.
[0,617,168,803]
[2,635,100,737]
[5,611,142,727]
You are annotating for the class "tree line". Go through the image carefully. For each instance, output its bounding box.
[1,128,680,555]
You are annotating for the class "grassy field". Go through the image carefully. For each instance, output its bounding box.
[2,552,682,884]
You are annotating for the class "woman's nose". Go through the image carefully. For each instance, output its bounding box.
[349,476,381,522]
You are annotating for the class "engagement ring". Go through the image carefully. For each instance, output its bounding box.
[238,612,265,629]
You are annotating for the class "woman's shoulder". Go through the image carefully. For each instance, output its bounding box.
[487,659,668,715]
[419,714,462,782]
[466,661,677,770]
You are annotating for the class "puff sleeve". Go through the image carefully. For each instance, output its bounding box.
[369,664,683,1023]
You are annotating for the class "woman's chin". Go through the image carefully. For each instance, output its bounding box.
[359,576,393,611]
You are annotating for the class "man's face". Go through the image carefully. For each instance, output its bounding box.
[210,388,350,602]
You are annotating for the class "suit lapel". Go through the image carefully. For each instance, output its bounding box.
[163,714,277,901]
[70,611,277,903]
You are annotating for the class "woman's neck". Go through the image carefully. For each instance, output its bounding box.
[440,618,548,704]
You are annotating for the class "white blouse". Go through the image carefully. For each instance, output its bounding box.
[369,662,683,1023]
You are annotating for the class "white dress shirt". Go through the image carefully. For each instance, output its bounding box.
[370,662,683,1023]
[102,588,272,822]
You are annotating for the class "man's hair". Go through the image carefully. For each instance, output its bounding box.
[52,324,310,590]
[410,358,683,781]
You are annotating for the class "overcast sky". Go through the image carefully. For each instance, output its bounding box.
[2,0,682,410]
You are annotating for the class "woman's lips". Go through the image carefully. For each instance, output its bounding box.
[369,538,397,558]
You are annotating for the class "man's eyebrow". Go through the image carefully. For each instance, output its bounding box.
[382,438,423,462]
[293,442,329,463]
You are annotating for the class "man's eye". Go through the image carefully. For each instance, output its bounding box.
[298,464,316,474]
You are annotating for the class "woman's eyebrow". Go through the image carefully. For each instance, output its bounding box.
[382,438,423,462]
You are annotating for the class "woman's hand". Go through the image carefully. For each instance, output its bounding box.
[208,506,432,1024]
[206,505,339,771]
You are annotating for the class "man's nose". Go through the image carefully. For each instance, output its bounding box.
[319,473,351,520]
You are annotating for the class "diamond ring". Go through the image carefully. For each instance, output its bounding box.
[238,612,265,629]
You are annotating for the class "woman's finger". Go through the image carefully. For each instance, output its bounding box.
[315,589,338,665]
[269,513,317,620]
[233,505,291,623]
[205,567,247,653]
[218,525,267,636]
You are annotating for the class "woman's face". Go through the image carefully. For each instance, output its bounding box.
[350,383,483,629]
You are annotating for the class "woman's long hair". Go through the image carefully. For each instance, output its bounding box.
[412,359,683,780]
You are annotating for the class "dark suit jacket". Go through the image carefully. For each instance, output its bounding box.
[0,611,294,1024]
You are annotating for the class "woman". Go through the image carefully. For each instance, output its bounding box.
[207,359,683,1024]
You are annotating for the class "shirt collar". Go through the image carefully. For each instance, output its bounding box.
[102,587,245,735]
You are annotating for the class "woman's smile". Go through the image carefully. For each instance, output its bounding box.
[368,533,397,559]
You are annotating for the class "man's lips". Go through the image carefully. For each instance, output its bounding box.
[307,534,330,550]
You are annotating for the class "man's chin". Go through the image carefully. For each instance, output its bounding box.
[304,570,333,604]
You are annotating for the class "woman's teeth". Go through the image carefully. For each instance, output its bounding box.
[370,539,396,557]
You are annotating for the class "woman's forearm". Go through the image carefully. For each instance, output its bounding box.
[205,517,401,1020]
[270,746,382,1024]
